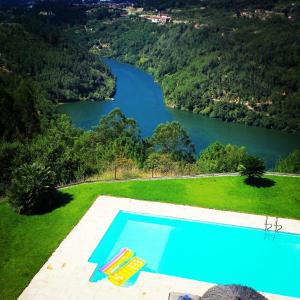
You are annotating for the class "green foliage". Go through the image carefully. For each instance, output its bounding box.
[150,121,195,162]
[0,10,114,104]
[8,162,56,214]
[0,5,118,196]
[28,115,83,185]
[144,152,162,170]
[0,76,51,141]
[111,157,137,179]
[88,7,121,20]
[92,108,145,165]
[144,152,176,174]
[197,142,247,173]
[135,0,197,10]
[32,1,87,26]
[0,142,23,195]
[239,155,266,178]
[72,131,100,179]
[136,0,280,10]
[275,149,300,173]
[92,4,300,133]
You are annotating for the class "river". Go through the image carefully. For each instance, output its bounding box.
[58,58,300,169]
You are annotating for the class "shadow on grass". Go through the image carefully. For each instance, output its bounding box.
[34,190,74,215]
[244,177,276,188]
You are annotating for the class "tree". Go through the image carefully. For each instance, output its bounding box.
[144,152,177,176]
[73,131,99,180]
[0,80,49,142]
[95,108,140,142]
[150,121,195,162]
[93,108,145,164]
[112,156,134,180]
[275,149,300,174]
[144,152,162,177]
[8,162,56,214]
[197,142,247,173]
[239,155,265,179]
[28,115,82,185]
[0,142,23,195]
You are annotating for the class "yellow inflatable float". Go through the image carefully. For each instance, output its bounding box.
[99,248,145,286]
[108,257,145,286]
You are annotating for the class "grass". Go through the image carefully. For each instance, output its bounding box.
[1,175,300,299]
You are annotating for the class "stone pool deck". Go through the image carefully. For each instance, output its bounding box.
[19,196,300,300]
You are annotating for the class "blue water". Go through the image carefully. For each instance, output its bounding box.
[58,58,300,169]
[89,211,300,298]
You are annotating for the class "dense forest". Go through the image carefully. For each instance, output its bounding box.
[0,2,116,200]
[2,1,300,132]
[84,0,300,133]
[136,0,284,10]
[0,3,115,105]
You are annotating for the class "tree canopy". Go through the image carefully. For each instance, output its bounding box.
[150,121,195,162]
[275,150,300,174]
[239,156,266,179]
[197,142,247,173]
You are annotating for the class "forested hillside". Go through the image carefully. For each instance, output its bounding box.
[0,2,116,195]
[0,4,114,105]
[87,0,300,133]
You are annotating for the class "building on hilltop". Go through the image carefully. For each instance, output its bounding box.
[141,14,171,24]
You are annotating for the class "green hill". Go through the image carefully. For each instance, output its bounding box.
[89,0,300,133]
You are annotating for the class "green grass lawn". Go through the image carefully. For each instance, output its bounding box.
[1,175,300,299]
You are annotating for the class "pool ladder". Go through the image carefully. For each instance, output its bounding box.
[264,216,282,240]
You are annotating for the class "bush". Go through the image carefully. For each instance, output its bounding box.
[0,142,23,195]
[144,152,177,176]
[239,156,265,179]
[28,115,82,185]
[275,149,300,174]
[8,162,56,214]
[197,142,247,173]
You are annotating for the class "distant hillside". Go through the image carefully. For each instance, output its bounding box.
[0,3,115,142]
[134,0,280,10]
[0,4,115,103]
[86,0,300,133]
[0,0,32,8]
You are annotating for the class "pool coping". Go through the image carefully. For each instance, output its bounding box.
[19,196,300,300]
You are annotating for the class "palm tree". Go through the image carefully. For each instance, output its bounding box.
[239,155,265,179]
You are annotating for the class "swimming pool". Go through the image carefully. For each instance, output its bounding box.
[89,211,300,298]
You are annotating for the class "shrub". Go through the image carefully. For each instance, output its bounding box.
[239,156,265,179]
[197,142,247,173]
[8,162,56,214]
[144,152,177,176]
[0,142,23,195]
[275,149,300,174]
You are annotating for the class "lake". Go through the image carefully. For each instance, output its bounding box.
[58,58,300,169]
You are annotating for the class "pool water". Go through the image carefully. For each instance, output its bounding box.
[88,211,300,297]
